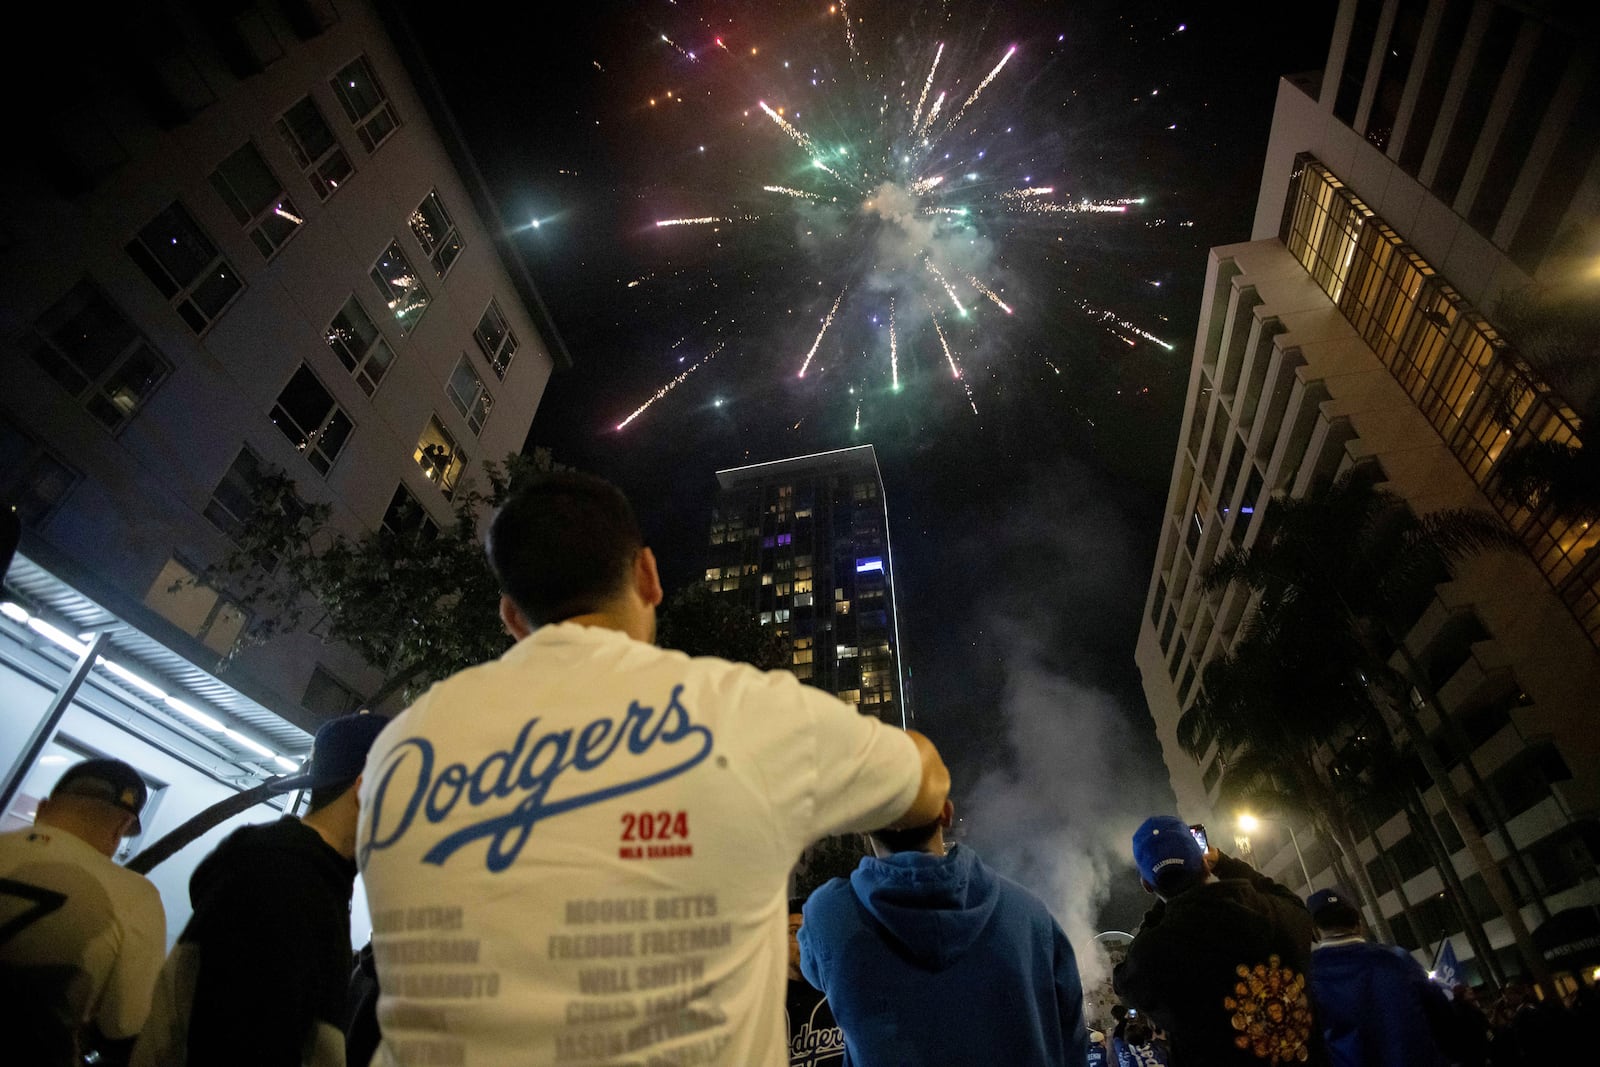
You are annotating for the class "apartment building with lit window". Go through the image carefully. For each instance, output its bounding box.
[708,446,909,726]
[0,2,564,939]
[1136,0,1599,984]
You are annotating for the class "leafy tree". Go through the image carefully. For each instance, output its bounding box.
[198,449,561,708]
[1191,466,1552,991]
[656,582,791,671]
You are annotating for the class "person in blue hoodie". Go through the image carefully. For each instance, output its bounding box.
[1304,888,1451,1067]
[798,798,1089,1066]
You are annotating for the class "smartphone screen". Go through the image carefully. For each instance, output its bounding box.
[1189,823,1208,850]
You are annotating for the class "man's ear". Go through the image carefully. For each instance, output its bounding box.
[636,547,664,608]
[939,799,955,828]
[500,594,534,640]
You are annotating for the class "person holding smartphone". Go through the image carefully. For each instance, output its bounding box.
[1114,816,1324,1066]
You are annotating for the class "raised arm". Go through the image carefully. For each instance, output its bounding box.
[881,730,950,829]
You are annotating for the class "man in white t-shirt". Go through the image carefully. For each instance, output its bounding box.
[0,758,167,1065]
[358,472,948,1067]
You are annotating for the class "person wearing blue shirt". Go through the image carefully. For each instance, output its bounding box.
[798,798,1089,1066]
[1304,888,1451,1067]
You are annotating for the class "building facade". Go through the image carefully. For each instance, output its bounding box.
[708,446,909,725]
[1,1,563,944]
[1136,0,1599,985]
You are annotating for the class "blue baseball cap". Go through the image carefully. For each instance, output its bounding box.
[278,712,391,790]
[1132,815,1206,885]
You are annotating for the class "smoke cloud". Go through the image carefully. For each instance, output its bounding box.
[953,460,1172,993]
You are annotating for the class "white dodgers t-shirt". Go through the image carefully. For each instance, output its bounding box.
[357,623,922,1067]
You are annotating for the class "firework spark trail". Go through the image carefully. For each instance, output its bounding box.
[656,216,725,227]
[910,42,944,129]
[840,0,858,63]
[943,45,1016,134]
[1078,299,1175,350]
[909,174,944,195]
[759,101,819,156]
[797,288,846,378]
[616,341,725,430]
[854,399,861,431]
[1022,199,1129,215]
[764,185,826,201]
[919,90,946,136]
[888,298,899,389]
[999,186,1056,200]
[928,305,979,415]
[660,34,694,62]
[967,273,1013,314]
[923,260,967,315]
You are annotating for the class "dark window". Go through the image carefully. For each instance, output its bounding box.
[126,202,243,332]
[27,281,169,430]
[330,55,399,153]
[325,296,396,395]
[209,141,302,258]
[1177,663,1198,706]
[445,356,492,434]
[1396,0,1474,173]
[370,241,430,335]
[1430,5,1520,204]
[1160,608,1178,653]
[204,447,269,539]
[1363,0,1427,151]
[0,419,81,526]
[410,190,464,276]
[1334,0,1384,124]
[303,664,360,717]
[381,484,439,542]
[1150,577,1168,626]
[270,366,352,475]
[473,299,519,379]
[277,95,354,200]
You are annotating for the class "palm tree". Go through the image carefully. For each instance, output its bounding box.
[1204,465,1553,994]
[1177,615,1397,942]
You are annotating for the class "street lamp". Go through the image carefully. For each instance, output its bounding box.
[1237,812,1314,894]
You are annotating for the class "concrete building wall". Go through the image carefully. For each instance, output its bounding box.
[1,2,556,724]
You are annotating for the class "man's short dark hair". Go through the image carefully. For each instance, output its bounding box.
[869,817,941,854]
[307,776,358,814]
[1312,900,1361,933]
[1152,863,1207,898]
[487,472,644,628]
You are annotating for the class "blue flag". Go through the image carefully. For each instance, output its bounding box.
[1431,938,1460,988]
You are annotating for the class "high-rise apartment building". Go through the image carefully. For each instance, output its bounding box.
[0,2,564,938]
[1136,0,1599,985]
[708,446,909,725]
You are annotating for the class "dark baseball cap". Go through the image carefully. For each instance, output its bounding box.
[1306,888,1356,921]
[52,758,149,835]
[277,712,391,791]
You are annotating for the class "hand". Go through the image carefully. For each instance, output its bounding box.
[1203,846,1221,872]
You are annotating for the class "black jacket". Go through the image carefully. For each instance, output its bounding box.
[1114,853,1323,1067]
[134,817,356,1066]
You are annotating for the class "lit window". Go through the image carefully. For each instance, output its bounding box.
[794,579,813,594]
[760,612,773,625]
[414,414,467,499]
[839,689,861,704]
[761,574,773,586]
[276,95,353,200]
[705,568,722,581]
[209,141,302,258]
[837,645,858,658]
[837,600,850,613]
[777,533,792,545]
[27,281,170,431]
[381,483,438,542]
[795,593,813,607]
[473,299,519,379]
[856,557,884,573]
[325,295,396,395]
[774,609,790,622]
[445,356,493,435]
[0,419,80,526]
[126,202,243,333]
[143,556,249,656]
[370,241,430,334]
[410,190,464,276]
[330,55,400,153]
[793,648,813,665]
[271,366,353,475]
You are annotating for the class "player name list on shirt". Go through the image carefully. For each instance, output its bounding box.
[553,894,730,1065]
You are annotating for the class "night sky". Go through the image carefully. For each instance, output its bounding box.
[401,0,1337,937]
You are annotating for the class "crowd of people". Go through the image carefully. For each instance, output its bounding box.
[2,472,1594,1066]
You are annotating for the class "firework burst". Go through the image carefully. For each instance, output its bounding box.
[614,10,1174,432]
